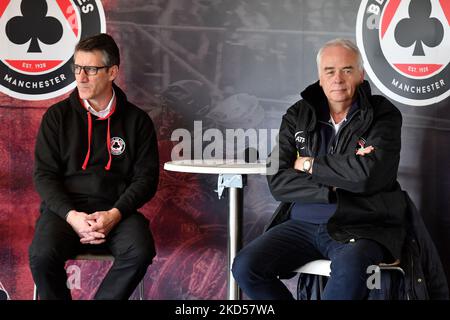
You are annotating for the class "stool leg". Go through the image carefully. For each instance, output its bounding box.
[318,276,324,300]
[33,284,38,300]
[138,281,144,300]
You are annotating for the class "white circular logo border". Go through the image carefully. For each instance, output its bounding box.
[0,0,106,101]
[356,0,450,106]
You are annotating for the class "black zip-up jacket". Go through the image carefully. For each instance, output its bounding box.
[266,80,406,260]
[34,84,159,220]
[297,192,449,300]
[401,192,449,299]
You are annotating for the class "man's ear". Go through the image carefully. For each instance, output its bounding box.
[109,65,119,81]
[359,70,365,84]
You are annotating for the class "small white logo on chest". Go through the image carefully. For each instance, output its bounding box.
[111,137,126,156]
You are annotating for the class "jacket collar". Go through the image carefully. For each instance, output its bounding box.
[301,80,372,112]
[299,80,373,129]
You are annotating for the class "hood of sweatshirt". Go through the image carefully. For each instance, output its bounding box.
[69,83,129,171]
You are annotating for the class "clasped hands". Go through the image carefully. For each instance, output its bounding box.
[66,208,122,244]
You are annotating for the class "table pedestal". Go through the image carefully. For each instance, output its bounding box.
[164,161,267,301]
[227,186,243,300]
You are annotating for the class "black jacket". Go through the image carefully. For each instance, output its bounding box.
[401,192,449,299]
[266,80,406,260]
[297,191,449,300]
[34,84,159,219]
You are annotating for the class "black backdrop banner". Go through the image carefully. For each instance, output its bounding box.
[0,0,448,299]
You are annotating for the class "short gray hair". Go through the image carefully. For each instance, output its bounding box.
[316,38,364,73]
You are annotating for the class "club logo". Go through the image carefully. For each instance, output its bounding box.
[110,137,125,156]
[295,130,306,156]
[0,0,106,101]
[356,0,450,106]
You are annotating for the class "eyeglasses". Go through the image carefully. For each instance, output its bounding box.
[72,64,110,75]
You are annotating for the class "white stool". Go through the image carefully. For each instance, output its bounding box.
[293,259,331,299]
[293,259,405,299]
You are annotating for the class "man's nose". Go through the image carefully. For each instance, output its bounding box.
[333,72,344,83]
[78,69,89,81]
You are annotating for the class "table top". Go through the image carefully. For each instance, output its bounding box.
[164,160,267,175]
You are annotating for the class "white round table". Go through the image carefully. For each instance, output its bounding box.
[164,160,267,300]
[164,159,266,175]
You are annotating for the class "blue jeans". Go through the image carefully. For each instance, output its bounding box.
[232,219,387,300]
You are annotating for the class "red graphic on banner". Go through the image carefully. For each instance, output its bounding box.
[393,63,442,76]
[439,0,450,25]
[56,0,79,37]
[0,0,10,18]
[5,60,62,73]
[381,0,401,39]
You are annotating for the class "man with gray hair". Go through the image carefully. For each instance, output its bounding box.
[232,38,407,299]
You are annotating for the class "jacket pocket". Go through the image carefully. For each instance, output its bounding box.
[380,189,407,225]
[335,191,388,225]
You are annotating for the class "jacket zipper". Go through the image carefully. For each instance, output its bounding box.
[333,110,361,154]
[318,110,360,155]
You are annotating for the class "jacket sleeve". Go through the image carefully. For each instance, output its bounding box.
[312,101,402,194]
[34,109,75,219]
[267,106,332,203]
[113,113,159,217]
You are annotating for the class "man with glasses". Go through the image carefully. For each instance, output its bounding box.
[29,33,159,300]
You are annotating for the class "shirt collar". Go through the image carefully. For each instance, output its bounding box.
[83,89,115,118]
[327,100,360,124]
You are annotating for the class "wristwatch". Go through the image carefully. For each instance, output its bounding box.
[303,158,312,172]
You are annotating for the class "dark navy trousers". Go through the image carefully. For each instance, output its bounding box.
[232,219,387,300]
